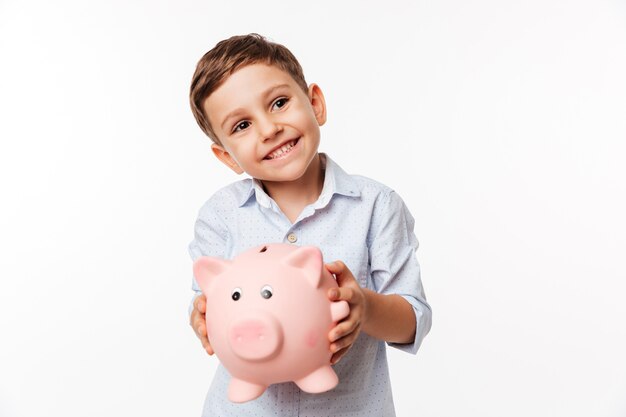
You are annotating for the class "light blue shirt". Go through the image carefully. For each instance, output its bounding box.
[189,154,432,417]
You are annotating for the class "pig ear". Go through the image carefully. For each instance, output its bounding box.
[193,257,231,292]
[283,246,323,288]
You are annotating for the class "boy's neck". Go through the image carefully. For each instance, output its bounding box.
[259,153,325,224]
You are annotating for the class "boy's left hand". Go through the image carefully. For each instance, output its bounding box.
[326,261,368,365]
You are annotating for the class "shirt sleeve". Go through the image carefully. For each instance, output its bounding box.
[368,190,432,354]
[187,198,229,316]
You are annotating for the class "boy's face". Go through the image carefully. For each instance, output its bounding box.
[203,63,326,182]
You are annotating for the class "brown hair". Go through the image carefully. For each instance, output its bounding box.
[189,33,308,144]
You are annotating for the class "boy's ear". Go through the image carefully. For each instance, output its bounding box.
[308,83,327,126]
[211,144,244,175]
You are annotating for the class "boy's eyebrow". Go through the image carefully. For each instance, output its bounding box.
[263,83,291,98]
[221,109,246,131]
[220,83,291,131]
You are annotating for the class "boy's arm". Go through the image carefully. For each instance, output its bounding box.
[327,190,431,362]
[362,289,416,343]
[367,190,432,353]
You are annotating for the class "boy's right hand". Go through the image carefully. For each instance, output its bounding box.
[190,294,214,355]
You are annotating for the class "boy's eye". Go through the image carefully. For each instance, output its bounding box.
[271,98,289,111]
[233,121,250,133]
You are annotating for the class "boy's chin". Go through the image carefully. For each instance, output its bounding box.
[258,174,304,184]
[257,168,312,184]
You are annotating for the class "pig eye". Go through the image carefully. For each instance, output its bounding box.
[231,287,242,301]
[260,285,273,299]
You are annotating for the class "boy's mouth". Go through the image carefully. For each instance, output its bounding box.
[263,138,299,160]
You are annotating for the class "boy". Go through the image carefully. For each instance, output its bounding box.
[188,34,431,417]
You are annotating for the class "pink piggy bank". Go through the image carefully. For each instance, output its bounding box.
[193,243,350,403]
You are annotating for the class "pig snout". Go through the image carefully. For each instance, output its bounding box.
[229,313,284,361]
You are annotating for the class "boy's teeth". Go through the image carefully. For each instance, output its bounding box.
[267,140,296,159]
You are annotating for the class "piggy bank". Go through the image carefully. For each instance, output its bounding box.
[193,243,350,403]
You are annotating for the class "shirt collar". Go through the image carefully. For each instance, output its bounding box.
[237,153,361,208]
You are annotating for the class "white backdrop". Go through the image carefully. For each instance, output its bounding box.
[1,1,625,416]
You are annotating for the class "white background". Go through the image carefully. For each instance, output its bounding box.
[1,1,625,416]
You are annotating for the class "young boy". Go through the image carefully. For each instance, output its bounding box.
[188,34,431,417]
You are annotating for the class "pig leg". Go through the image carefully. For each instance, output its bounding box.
[294,365,339,393]
[228,378,267,403]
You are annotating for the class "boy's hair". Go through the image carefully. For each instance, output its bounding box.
[190,33,308,144]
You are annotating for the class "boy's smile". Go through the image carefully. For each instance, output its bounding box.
[204,63,327,186]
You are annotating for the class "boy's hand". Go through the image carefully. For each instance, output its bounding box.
[190,294,214,355]
[326,261,368,365]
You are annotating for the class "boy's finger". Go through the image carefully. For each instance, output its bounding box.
[202,340,214,355]
[325,261,346,275]
[194,295,207,313]
[328,288,339,300]
[335,271,357,287]
[331,347,350,365]
[196,321,207,337]
[330,331,357,354]
[189,307,204,327]
[328,286,354,302]
[190,309,204,325]
[329,319,360,342]
[326,262,359,290]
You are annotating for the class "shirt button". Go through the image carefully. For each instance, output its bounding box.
[287,233,297,243]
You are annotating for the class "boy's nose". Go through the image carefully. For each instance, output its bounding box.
[258,116,282,141]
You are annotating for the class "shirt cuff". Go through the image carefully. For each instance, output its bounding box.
[386,294,432,355]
